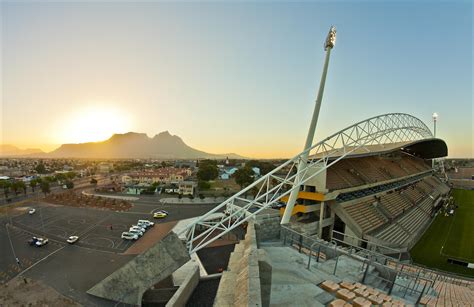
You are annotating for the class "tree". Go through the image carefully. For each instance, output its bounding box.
[30,179,38,192]
[11,181,20,195]
[44,176,55,183]
[40,181,51,196]
[65,172,76,180]
[197,160,218,181]
[35,163,47,174]
[246,160,275,176]
[0,180,11,199]
[198,180,211,190]
[17,181,27,195]
[55,173,66,183]
[65,181,74,189]
[234,167,254,189]
[90,178,98,186]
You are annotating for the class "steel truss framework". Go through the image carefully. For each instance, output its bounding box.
[179,113,433,253]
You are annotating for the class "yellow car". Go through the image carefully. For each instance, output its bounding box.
[153,212,168,219]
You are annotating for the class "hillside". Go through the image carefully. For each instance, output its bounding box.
[0,145,44,157]
[47,131,245,159]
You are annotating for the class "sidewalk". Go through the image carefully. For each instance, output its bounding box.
[159,197,226,204]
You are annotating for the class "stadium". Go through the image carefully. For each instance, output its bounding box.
[73,28,474,306]
[84,112,474,306]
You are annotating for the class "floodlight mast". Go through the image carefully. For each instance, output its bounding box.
[432,112,438,169]
[281,26,337,224]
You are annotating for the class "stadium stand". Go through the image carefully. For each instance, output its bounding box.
[379,191,412,218]
[343,199,387,233]
[326,155,431,192]
[285,141,450,250]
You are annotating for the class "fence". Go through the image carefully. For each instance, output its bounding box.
[280,225,433,304]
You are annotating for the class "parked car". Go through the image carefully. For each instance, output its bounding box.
[121,232,138,240]
[137,220,154,228]
[66,236,79,244]
[128,229,144,237]
[137,222,149,230]
[28,237,38,246]
[35,238,48,247]
[130,225,146,233]
[28,208,36,215]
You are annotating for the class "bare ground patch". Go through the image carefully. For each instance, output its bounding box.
[0,277,81,307]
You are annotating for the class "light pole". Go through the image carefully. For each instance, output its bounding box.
[432,112,438,169]
[281,26,337,224]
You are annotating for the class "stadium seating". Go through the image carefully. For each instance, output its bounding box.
[343,199,387,233]
[327,155,430,191]
[379,191,413,218]
[447,167,474,180]
[373,196,434,246]
[401,186,425,204]
[372,220,410,246]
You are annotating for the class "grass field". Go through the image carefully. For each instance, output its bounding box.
[410,189,474,277]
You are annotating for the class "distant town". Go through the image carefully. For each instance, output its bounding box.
[0,157,284,205]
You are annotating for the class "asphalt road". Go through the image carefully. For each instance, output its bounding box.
[0,196,219,306]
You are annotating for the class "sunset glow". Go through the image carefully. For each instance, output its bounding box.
[59,106,133,144]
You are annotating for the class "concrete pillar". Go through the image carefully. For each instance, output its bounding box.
[319,201,325,237]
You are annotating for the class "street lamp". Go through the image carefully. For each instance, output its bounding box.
[432,113,438,169]
[432,112,438,137]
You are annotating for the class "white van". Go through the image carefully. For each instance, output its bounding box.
[138,220,155,228]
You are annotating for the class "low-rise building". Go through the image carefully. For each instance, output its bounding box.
[179,181,196,195]
[122,167,192,185]
[98,162,113,174]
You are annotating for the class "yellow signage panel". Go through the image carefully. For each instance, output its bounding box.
[280,191,325,202]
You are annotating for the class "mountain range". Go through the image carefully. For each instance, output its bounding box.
[1,132,245,159]
[0,145,44,157]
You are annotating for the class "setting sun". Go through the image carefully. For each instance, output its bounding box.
[59,106,133,144]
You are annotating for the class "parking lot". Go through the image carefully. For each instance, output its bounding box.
[0,196,220,305]
[12,205,138,253]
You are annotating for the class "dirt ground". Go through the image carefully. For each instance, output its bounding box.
[0,277,81,307]
[45,191,132,211]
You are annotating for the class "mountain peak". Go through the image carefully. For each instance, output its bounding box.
[109,132,149,141]
[0,144,44,156]
[155,131,172,138]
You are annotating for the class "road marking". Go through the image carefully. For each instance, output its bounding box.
[19,245,65,277]
[77,213,112,237]
[83,236,115,248]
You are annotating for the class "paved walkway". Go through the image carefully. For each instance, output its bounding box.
[159,196,254,205]
[81,191,139,201]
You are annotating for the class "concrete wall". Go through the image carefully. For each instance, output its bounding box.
[254,211,281,243]
[87,232,190,305]
[166,264,199,307]
[214,221,272,307]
